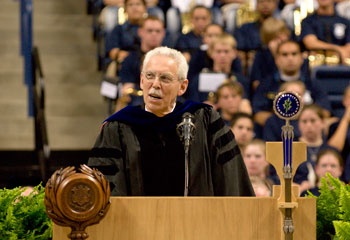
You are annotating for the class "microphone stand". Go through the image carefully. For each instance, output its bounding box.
[184,140,190,197]
[177,113,195,197]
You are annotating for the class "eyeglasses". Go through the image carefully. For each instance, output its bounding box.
[142,71,177,84]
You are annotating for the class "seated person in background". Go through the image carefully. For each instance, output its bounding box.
[301,148,344,196]
[105,0,147,65]
[188,23,243,83]
[187,33,249,102]
[117,16,166,110]
[88,46,255,196]
[328,86,350,181]
[100,0,164,34]
[144,0,164,22]
[230,112,255,153]
[175,5,212,62]
[300,0,350,62]
[234,0,278,51]
[243,139,275,189]
[335,0,350,21]
[215,81,252,125]
[250,17,291,91]
[166,1,222,46]
[252,40,331,128]
[99,0,125,34]
[294,104,334,193]
[233,0,278,72]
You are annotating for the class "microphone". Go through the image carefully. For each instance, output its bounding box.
[177,112,196,148]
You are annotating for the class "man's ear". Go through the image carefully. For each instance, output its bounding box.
[177,79,189,96]
[140,72,144,90]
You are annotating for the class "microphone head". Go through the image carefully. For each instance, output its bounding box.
[182,112,195,122]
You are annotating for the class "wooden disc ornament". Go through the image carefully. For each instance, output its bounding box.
[44,165,110,240]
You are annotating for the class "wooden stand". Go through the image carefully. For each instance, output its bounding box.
[49,142,315,240]
[52,195,315,240]
[266,142,308,239]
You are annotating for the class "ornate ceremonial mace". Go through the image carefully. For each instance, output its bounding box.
[273,92,303,240]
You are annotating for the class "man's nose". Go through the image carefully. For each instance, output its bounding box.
[152,77,161,88]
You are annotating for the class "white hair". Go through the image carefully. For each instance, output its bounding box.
[142,46,188,81]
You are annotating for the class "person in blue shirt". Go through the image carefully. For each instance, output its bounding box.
[252,40,331,128]
[175,5,212,62]
[116,16,166,111]
[234,0,278,51]
[105,0,147,64]
[300,0,350,61]
[187,33,250,103]
[250,17,291,92]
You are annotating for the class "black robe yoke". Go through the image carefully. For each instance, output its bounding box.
[88,104,254,196]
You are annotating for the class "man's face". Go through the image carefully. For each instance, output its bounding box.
[217,86,242,115]
[191,8,211,35]
[257,0,277,18]
[139,20,165,49]
[276,42,303,76]
[125,0,146,21]
[140,55,188,117]
[202,25,222,45]
[210,43,237,68]
[316,153,343,179]
[231,118,254,148]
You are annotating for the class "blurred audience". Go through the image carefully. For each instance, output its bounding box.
[175,5,212,62]
[234,0,278,51]
[105,0,147,64]
[233,0,279,73]
[327,86,350,181]
[294,104,334,193]
[300,0,350,62]
[250,17,291,91]
[252,40,331,129]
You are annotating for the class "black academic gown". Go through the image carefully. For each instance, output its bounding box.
[88,100,254,196]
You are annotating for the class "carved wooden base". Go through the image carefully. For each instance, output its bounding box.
[44,165,110,240]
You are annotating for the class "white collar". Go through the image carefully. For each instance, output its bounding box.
[145,102,176,115]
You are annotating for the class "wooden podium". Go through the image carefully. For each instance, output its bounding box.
[52,195,315,240]
[47,142,316,240]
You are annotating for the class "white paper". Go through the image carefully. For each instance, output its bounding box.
[198,72,226,92]
[100,81,118,99]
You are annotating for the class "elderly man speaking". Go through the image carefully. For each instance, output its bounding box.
[88,47,254,197]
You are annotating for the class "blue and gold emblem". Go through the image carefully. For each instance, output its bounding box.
[273,91,302,120]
